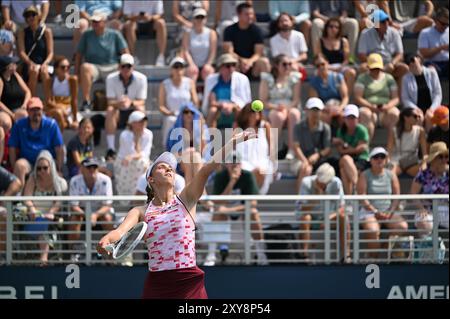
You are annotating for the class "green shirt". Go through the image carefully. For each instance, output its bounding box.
[77,28,128,65]
[336,124,370,161]
[213,168,259,195]
[355,72,397,105]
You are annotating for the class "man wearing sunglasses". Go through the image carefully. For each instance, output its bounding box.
[68,157,114,262]
[104,54,147,159]
[202,53,251,129]
[418,7,449,79]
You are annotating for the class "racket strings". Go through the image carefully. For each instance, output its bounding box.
[115,223,147,258]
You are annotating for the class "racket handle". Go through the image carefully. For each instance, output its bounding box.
[105,244,114,253]
[97,244,114,258]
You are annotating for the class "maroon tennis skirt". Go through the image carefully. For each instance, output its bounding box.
[142,266,208,299]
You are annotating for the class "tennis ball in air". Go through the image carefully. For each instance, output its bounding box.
[251,100,264,112]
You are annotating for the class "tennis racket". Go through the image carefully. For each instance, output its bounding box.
[104,222,148,259]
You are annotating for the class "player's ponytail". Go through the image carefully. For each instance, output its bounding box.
[146,185,155,203]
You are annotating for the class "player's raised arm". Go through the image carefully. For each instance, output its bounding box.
[179,129,258,210]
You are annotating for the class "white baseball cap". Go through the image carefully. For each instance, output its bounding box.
[90,10,107,22]
[128,110,146,124]
[316,163,335,185]
[193,8,207,18]
[145,152,178,181]
[305,97,325,110]
[343,104,359,118]
[169,56,187,68]
[369,147,388,159]
[120,53,135,66]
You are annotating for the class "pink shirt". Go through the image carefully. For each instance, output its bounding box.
[144,195,196,272]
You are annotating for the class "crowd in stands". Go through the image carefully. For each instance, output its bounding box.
[0,0,448,265]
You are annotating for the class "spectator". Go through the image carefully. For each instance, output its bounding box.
[114,111,153,196]
[173,0,209,33]
[357,147,407,259]
[357,9,408,84]
[1,0,49,33]
[104,54,147,157]
[166,102,210,185]
[354,53,400,139]
[73,0,123,50]
[0,28,14,57]
[335,104,370,195]
[75,11,129,111]
[296,163,350,262]
[0,55,31,121]
[353,0,382,31]
[411,142,449,233]
[386,107,428,177]
[0,166,22,261]
[383,0,434,35]
[223,2,270,78]
[205,152,268,266]
[311,0,359,57]
[8,97,64,186]
[66,118,94,179]
[269,12,308,69]
[309,54,349,125]
[401,53,442,131]
[203,53,251,129]
[44,55,79,132]
[314,17,356,95]
[427,106,449,149]
[214,0,250,41]
[293,97,332,194]
[122,0,167,66]
[23,150,67,265]
[17,5,53,97]
[259,54,301,157]
[182,8,217,83]
[159,57,199,145]
[0,111,12,169]
[68,157,114,262]
[268,0,311,45]
[235,103,275,194]
[418,7,449,78]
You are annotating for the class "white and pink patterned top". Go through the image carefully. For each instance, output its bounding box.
[144,195,196,272]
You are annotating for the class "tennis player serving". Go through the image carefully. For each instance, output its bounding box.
[97,129,257,299]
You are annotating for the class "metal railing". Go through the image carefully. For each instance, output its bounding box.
[0,194,448,266]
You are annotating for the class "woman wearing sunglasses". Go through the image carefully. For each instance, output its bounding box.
[17,6,54,97]
[314,17,356,96]
[401,53,442,131]
[23,150,67,265]
[44,55,79,132]
[357,147,408,259]
[309,54,349,126]
[387,107,428,177]
[166,102,210,183]
[259,54,301,159]
[159,57,199,145]
[181,8,216,83]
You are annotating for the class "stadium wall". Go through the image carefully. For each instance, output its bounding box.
[0,265,448,299]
